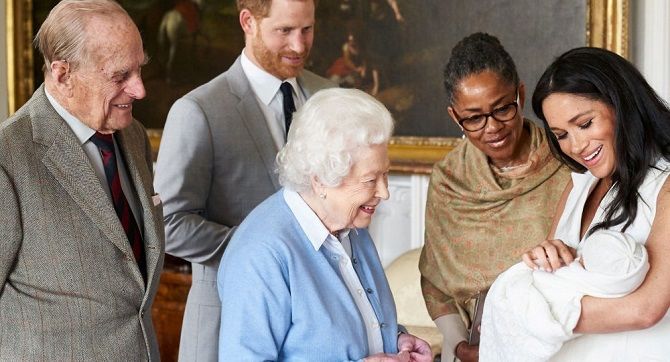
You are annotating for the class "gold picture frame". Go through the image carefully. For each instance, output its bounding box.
[6,0,34,116]
[6,0,629,174]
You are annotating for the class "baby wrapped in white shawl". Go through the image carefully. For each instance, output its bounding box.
[478,229,649,362]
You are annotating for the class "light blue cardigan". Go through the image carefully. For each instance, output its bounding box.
[217,190,400,361]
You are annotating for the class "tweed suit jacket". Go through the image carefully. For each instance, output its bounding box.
[154,56,334,361]
[0,85,165,361]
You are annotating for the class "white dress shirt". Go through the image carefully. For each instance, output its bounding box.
[283,189,384,354]
[44,88,143,229]
[240,49,306,150]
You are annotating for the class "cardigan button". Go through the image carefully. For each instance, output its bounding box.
[366,288,373,294]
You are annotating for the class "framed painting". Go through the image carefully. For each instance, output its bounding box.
[7,0,628,172]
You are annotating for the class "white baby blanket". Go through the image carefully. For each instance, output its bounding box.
[479,230,649,361]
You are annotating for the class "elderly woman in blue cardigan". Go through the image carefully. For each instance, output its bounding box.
[217,88,431,362]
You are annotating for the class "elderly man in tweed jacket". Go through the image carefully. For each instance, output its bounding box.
[0,1,164,360]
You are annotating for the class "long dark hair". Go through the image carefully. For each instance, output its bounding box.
[532,47,670,234]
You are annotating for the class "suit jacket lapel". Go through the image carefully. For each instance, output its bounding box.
[297,70,320,98]
[229,58,280,189]
[116,128,164,290]
[32,87,134,261]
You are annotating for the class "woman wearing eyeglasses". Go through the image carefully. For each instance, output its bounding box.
[418,33,570,362]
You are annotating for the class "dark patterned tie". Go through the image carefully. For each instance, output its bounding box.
[280,82,296,137]
[90,132,146,281]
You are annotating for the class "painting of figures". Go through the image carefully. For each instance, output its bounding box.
[24,0,606,138]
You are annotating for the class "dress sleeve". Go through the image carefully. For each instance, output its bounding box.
[435,314,468,362]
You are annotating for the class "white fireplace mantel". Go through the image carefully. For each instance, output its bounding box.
[369,173,430,267]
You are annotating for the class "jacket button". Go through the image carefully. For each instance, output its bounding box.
[366,288,373,294]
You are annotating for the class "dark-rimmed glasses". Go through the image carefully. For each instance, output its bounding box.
[453,91,519,132]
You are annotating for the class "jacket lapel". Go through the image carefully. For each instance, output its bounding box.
[296,70,321,98]
[229,58,280,189]
[116,128,164,291]
[33,91,133,260]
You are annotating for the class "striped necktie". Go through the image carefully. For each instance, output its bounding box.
[90,132,146,281]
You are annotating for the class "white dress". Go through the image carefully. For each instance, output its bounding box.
[551,159,670,362]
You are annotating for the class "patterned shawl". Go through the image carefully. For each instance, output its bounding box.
[419,120,571,327]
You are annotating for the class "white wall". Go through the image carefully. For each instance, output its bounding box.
[1,1,9,119]
[633,0,670,103]
[369,174,430,267]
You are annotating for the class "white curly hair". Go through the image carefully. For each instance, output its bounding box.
[276,88,394,192]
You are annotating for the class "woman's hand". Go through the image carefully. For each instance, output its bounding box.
[522,239,576,272]
[455,341,478,362]
[363,332,432,362]
[364,351,410,362]
[397,333,432,362]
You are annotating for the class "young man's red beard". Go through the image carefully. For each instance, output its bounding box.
[252,33,310,80]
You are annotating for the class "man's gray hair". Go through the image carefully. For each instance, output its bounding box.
[34,0,129,73]
[277,88,394,192]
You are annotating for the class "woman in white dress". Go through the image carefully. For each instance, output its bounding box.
[522,47,670,360]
